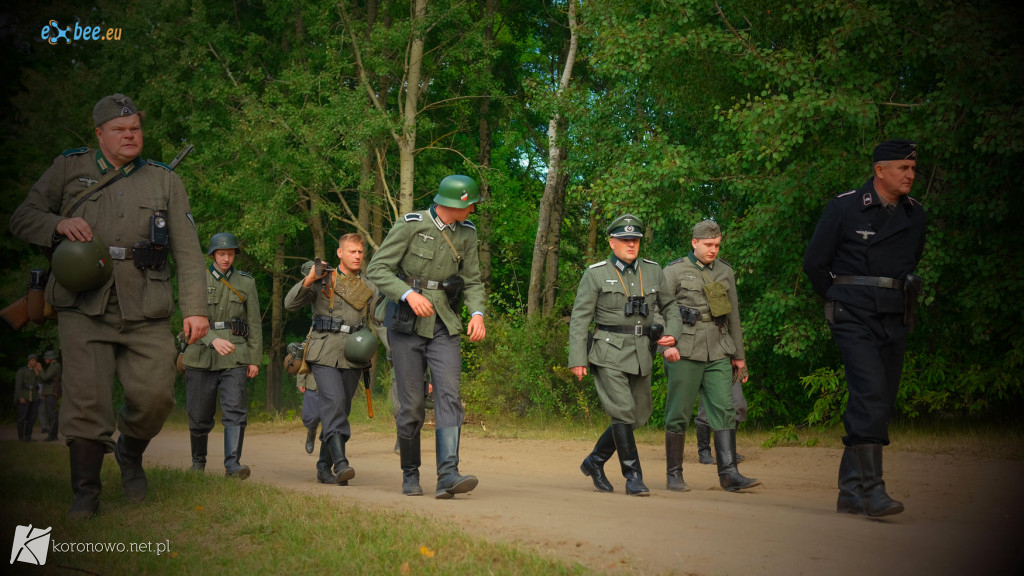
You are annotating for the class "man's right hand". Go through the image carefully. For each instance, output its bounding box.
[55,217,93,242]
[406,290,434,317]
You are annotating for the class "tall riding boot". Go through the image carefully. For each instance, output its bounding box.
[580,426,616,492]
[189,432,208,472]
[327,434,355,484]
[305,423,318,455]
[612,423,649,496]
[713,428,760,492]
[836,446,863,514]
[224,426,251,480]
[435,427,478,499]
[114,434,151,503]
[398,434,423,496]
[854,444,904,517]
[315,441,335,484]
[68,439,106,520]
[45,420,58,442]
[696,422,715,465]
[665,431,689,492]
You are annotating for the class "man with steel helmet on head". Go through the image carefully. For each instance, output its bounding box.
[286,233,378,486]
[38,349,63,442]
[14,354,42,442]
[367,175,486,499]
[9,93,208,520]
[182,233,262,479]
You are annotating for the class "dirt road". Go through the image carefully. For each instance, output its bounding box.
[139,425,1023,576]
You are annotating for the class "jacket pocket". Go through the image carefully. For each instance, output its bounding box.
[590,330,624,365]
[142,267,174,318]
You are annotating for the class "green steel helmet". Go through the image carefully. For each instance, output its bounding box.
[43,350,59,361]
[207,232,239,255]
[433,175,480,208]
[344,326,379,364]
[51,236,113,292]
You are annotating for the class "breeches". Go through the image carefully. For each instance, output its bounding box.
[594,367,652,427]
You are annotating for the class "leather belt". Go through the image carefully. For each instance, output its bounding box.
[401,275,442,290]
[596,324,650,336]
[312,315,362,334]
[833,275,904,290]
[108,246,134,260]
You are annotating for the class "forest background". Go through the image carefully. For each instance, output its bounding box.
[2,0,1021,441]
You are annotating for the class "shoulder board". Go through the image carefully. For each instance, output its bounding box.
[908,196,922,207]
[667,257,688,266]
[836,190,856,198]
[238,270,254,279]
[145,159,172,171]
[62,147,89,157]
[459,219,476,230]
[642,258,659,266]
[404,212,423,222]
[716,258,733,268]
[588,261,608,269]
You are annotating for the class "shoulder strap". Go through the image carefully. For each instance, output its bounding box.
[218,276,247,304]
[439,228,462,264]
[61,169,124,217]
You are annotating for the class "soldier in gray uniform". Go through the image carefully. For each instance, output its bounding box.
[661,220,759,493]
[285,233,377,485]
[569,214,682,496]
[182,233,262,479]
[9,93,209,519]
[14,354,42,441]
[366,175,486,499]
[39,350,63,442]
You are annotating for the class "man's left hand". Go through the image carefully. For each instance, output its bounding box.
[467,315,486,342]
[657,335,676,348]
[731,359,748,383]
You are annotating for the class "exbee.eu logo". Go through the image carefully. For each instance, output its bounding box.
[42,20,122,44]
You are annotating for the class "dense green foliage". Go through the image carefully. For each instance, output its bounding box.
[3,1,1022,428]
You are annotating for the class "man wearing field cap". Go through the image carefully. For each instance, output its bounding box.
[569,214,681,496]
[661,220,759,493]
[804,139,926,517]
[9,93,208,519]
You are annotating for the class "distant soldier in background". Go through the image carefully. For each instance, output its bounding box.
[38,350,62,442]
[15,354,42,441]
[182,232,262,479]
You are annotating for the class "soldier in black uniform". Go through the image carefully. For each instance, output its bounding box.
[803,139,926,517]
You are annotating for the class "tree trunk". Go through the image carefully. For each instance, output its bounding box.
[266,235,286,412]
[397,0,427,214]
[527,0,578,317]
[476,0,497,287]
[543,168,568,316]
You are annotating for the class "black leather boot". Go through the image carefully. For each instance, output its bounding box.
[854,444,904,517]
[189,432,208,472]
[612,423,649,496]
[114,434,150,503]
[315,441,335,484]
[696,422,715,464]
[327,434,355,484]
[665,431,689,492]
[224,426,251,479]
[713,429,760,492]
[836,446,863,514]
[580,426,616,493]
[435,427,477,499]
[68,439,106,520]
[305,424,318,455]
[45,423,58,442]
[398,434,423,496]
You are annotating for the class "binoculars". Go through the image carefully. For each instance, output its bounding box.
[624,295,649,317]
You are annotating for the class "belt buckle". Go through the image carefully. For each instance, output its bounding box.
[427,280,440,290]
[341,325,352,334]
[109,246,127,259]
[882,278,896,289]
[634,325,644,336]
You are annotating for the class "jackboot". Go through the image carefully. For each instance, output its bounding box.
[305,424,318,455]
[854,444,904,517]
[696,422,715,465]
[45,423,58,442]
[713,429,760,492]
[224,426,251,480]
[189,432,208,472]
[580,426,616,493]
[398,434,423,496]
[68,439,106,520]
[612,423,649,496]
[435,427,478,499]
[315,441,335,484]
[836,446,863,514]
[114,434,151,503]
[665,431,689,492]
[327,434,355,484]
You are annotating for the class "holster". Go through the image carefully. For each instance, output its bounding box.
[648,323,664,357]
[441,275,465,311]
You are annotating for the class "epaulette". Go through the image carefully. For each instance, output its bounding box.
[238,270,254,279]
[588,261,608,269]
[836,190,856,198]
[642,258,659,266]
[716,258,733,269]
[145,159,172,171]
[404,212,423,222]
[908,196,922,207]
[459,219,476,230]
[667,257,687,266]
[62,147,88,157]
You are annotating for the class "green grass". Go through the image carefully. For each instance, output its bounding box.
[0,440,591,576]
